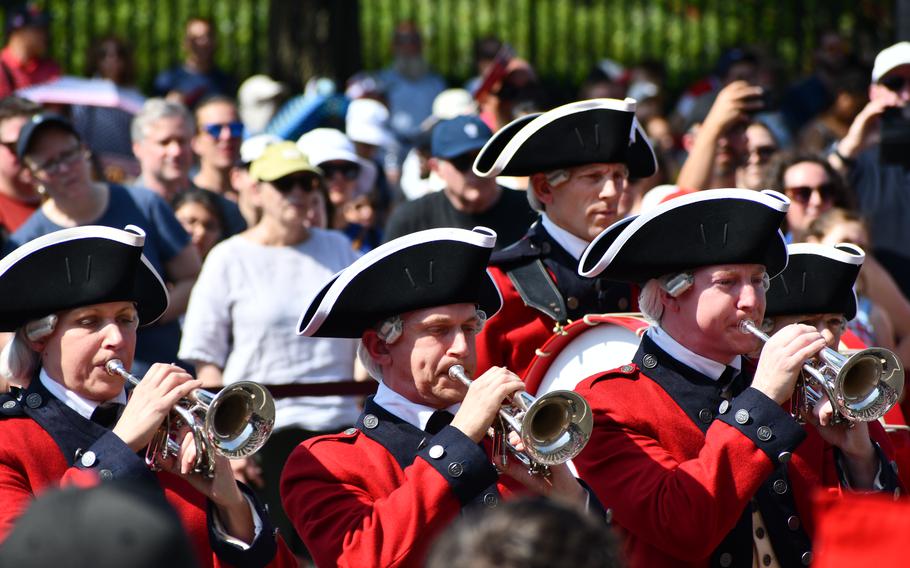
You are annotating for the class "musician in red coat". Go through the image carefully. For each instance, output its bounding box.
[573,189,901,568]
[0,225,293,567]
[281,227,596,568]
[472,98,658,379]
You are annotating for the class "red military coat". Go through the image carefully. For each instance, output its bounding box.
[477,221,636,379]
[280,398,527,568]
[573,334,900,568]
[0,382,293,568]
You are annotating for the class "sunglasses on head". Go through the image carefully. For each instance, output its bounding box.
[320,163,360,181]
[880,74,910,93]
[446,152,478,173]
[272,174,319,194]
[785,183,836,205]
[201,121,244,139]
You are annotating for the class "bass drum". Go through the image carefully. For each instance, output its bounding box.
[524,314,650,396]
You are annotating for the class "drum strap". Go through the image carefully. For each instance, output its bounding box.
[506,260,570,329]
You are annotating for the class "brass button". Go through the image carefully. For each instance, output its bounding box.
[788,515,800,530]
[343,427,357,435]
[642,354,658,369]
[778,451,792,463]
[363,414,379,429]
[2,400,15,410]
[482,493,499,508]
[801,552,813,565]
[25,393,42,409]
[772,479,788,494]
[698,408,713,423]
[718,400,730,414]
[428,445,445,459]
[735,409,750,424]
[620,365,634,373]
[447,462,464,477]
[99,469,114,481]
[80,451,97,468]
[757,426,773,441]
[719,552,733,567]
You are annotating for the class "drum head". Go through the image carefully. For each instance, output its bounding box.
[525,314,648,395]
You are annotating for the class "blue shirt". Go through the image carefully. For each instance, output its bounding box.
[8,184,191,375]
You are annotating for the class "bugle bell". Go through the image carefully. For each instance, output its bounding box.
[448,364,592,474]
[105,359,275,478]
[739,320,903,423]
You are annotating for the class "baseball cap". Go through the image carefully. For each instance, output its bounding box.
[17,114,81,161]
[345,98,394,148]
[5,4,50,34]
[872,42,910,83]
[431,115,492,159]
[239,133,282,165]
[249,141,321,182]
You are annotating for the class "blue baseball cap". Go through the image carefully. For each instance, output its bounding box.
[431,115,493,159]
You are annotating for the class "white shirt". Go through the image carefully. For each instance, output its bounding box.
[540,214,589,260]
[372,381,459,430]
[39,368,127,420]
[647,325,742,380]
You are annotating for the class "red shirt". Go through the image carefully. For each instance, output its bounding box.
[0,46,61,97]
[0,192,39,234]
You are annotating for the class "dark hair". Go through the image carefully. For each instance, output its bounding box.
[425,497,625,568]
[193,94,238,125]
[762,151,855,210]
[806,207,871,245]
[171,188,226,233]
[85,36,136,86]
[473,36,503,64]
[0,96,41,124]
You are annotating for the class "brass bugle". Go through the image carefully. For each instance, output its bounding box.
[740,320,903,423]
[105,359,275,477]
[448,364,592,474]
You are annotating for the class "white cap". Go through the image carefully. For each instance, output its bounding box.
[238,75,286,134]
[872,42,910,83]
[297,128,377,198]
[431,88,475,121]
[346,98,395,148]
[240,133,282,165]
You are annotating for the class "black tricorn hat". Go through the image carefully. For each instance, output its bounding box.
[0,225,169,331]
[472,98,657,178]
[298,227,503,338]
[579,189,790,283]
[765,243,864,320]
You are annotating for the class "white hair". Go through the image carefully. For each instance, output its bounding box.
[357,309,488,382]
[131,98,195,144]
[0,315,58,384]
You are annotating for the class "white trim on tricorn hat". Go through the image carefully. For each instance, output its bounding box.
[765,242,864,320]
[0,225,169,331]
[472,97,657,178]
[297,227,503,338]
[579,188,790,283]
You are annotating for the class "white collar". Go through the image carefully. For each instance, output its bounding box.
[39,368,128,420]
[540,214,590,260]
[372,381,460,431]
[646,326,741,381]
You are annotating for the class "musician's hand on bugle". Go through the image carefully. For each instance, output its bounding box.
[450,366,525,443]
[801,393,877,489]
[163,429,255,544]
[752,324,827,404]
[501,450,587,509]
[112,363,201,452]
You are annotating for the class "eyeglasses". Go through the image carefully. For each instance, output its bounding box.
[785,183,836,205]
[446,152,479,173]
[750,145,777,163]
[320,163,360,181]
[201,121,244,139]
[271,174,319,194]
[880,74,910,93]
[27,145,86,175]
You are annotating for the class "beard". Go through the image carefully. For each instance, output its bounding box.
[393,55,429,80]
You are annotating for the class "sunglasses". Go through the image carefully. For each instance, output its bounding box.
[785,183,836,205]
[446,152,478,173]
[320,163,360,181]
[272,174,319,194]
[201,121,244,139]
[880,74,910,93]
[750,145,777,162]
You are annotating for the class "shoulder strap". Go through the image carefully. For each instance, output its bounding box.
[506,259,569,327]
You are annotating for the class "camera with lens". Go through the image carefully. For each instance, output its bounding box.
[879,106,910,166]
